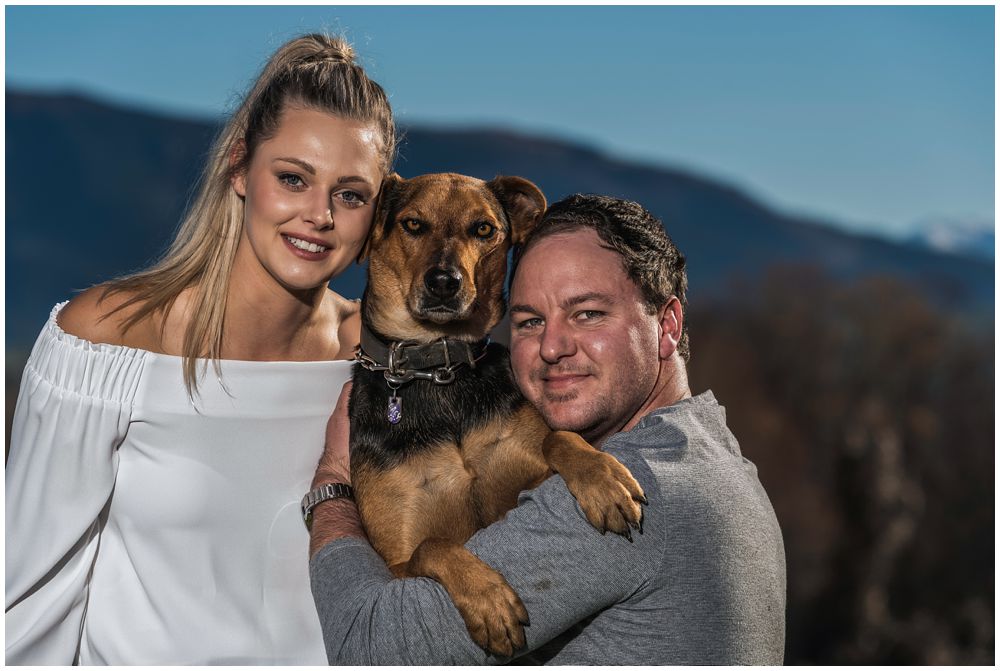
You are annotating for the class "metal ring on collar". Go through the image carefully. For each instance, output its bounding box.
[387,341,414,375]
[433,368,456,384]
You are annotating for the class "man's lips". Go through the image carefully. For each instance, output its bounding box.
[540,372,590,391]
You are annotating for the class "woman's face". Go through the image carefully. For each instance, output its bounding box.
[232,106,383,294]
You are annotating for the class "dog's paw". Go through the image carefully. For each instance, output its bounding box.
[574,451,646,540]
[407,540,529,658]
[451,571,529,658]
[545,432,646,540]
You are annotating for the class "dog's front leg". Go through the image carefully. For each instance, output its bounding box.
[400,538,529,658]
[542,431,647,539]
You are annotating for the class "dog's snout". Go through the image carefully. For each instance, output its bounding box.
[424,267,462,299]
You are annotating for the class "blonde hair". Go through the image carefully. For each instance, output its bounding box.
[101,34,396,395]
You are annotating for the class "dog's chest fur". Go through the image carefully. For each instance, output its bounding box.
[349,343,525,471]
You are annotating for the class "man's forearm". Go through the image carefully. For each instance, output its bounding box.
[309,498,367,559]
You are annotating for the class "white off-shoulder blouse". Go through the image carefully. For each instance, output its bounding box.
[6,302,352,665]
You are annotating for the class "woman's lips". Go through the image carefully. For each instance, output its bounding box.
[282,234,332,260]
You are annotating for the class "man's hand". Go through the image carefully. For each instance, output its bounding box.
[310,381,367,559]
[312,381,354,490]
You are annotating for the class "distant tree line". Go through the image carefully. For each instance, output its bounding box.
[688,265,994,664]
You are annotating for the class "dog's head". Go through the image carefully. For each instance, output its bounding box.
[360,172,545,342]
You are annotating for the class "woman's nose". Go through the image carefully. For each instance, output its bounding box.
[307,194,334,230]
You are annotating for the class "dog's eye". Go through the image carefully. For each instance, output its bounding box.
[401,219,424,235]
[473,222,496,239]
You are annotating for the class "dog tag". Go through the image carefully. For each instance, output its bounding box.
[387,393,402,424]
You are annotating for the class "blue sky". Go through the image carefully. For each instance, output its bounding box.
[5,5,994,241]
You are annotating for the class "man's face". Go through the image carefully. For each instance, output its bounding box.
[509,229,663,445]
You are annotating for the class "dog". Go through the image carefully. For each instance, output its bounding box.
[349,172,645,657]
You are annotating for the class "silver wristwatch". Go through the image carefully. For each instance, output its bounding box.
[301,482,355,530]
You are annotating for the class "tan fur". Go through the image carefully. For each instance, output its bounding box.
[463,405,552,524]
[354,446,478,567]
[354,405,553,569]
[364,174,523,342]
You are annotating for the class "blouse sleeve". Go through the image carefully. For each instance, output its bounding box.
[5,303,146,664]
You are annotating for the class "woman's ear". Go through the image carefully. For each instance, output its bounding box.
[358,172,404,263]
[230,140,248,198]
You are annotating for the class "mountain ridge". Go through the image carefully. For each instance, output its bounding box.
[6,89,992,349]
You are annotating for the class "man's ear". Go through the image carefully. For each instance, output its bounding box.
[358,172,404,263]
[658,297,684,360]
[230,140,248,197]
[486,176,546,245]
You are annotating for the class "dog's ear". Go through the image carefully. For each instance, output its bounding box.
[486,176,546,246]
[358,172,405,263]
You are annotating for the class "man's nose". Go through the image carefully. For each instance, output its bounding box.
[539,322,575,364]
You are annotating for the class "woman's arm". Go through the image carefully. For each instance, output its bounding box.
[5,303,138,664]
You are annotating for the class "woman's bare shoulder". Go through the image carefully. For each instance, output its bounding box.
[57,286,157,348]
[329,291,362,359]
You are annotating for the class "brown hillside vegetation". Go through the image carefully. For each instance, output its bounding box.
[688,266,993,664]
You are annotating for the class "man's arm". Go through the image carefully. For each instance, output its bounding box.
[309,385,662,665]
[308,382,365,559]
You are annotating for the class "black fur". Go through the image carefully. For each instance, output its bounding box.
[349,341,526,472]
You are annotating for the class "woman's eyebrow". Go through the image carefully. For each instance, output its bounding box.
[337,175,372,185]
[272,160,372,187]
[274,157,315,175]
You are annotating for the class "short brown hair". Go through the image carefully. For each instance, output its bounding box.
[513,194,689,360]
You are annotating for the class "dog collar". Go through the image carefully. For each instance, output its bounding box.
[355,322,490,388]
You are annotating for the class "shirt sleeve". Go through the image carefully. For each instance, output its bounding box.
[310,447,662,665]
[5,307,144,665]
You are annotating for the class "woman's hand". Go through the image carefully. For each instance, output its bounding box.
[312,381,353,489]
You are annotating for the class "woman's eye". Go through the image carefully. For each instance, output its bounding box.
[338,191,367,208]
[401,219,424,235]
[279,173,305,189]
[473,222,495,239]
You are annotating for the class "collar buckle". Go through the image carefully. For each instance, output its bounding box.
[356,322,489,389]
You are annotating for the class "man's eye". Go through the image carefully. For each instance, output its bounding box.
[579,310,604,321]
[279,173,305,189]
[515,317,542,330]
[401,219,425,235]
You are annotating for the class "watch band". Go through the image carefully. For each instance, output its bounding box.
[301,482,355,530]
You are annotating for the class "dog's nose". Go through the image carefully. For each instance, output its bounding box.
[424,267,462,299]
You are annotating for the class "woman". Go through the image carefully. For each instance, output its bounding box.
[5,34,394,664]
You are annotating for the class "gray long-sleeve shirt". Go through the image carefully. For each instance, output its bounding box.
[310,391,787,664]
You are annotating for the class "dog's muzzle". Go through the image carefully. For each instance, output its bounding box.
[423,267,462,300]
[416,266,469,320]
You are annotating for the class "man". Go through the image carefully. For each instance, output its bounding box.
[308,194,786,664]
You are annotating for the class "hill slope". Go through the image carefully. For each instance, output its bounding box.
[6,90,992,347]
